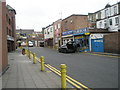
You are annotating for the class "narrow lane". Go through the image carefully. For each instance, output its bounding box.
[29,47,118,88]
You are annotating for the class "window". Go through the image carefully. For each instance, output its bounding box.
[104,20,107,28]
[114,6,117,15]
[105,9,108,17]
[45,30,46,34]
[115,17,119,25]
[109,19,112,25]
[47,28,49,34]
[70,19,73,23]
[99,21,102,28]
[58,24,60,29]
[6,27,8,35]
[51,27,53,32]
[55,25,57,30]
[9,18,11,25]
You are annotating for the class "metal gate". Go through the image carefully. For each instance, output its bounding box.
[91,38,104,52]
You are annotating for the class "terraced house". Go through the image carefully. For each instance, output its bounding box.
[88,2,120,32]
[88,2,120,53]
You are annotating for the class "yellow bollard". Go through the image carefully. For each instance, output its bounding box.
[33,53,36,64]
[30,51,32,59]
[60,64,67,88]
[25,49,27,55]
[27,50,28,56]
[40,56,44,71]
[29,51,31,59]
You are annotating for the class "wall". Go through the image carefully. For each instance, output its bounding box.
[53,19,62,48]
[62,15,88,32]
[89,34,104,52]
[44,25,54,39]
[0,0,2,74]
[0,0,8,75]
[104,32,120,54]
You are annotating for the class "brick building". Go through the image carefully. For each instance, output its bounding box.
[88,2,120,53]
[104,32,120,54]
[53,19,62,49]
[6,5,16,52]
[16,29,44,47]
[61,14,90,52]
[16,29,34,47]
[62,14,89,32]
[0,0,8,75]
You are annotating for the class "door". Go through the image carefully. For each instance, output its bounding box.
[91,38,104,52]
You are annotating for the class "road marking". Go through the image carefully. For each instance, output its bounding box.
[45,64,83,89]
[46,64,90,89]
[26,50,90,89]
[84,53,120,58]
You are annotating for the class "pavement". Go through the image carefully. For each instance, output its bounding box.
[1,49,73,89]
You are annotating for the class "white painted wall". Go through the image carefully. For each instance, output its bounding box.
[44,25,54,39]
[111,4,119,16]
[109,16,119,32]
[118,15,120,30]
[96,3,119,32]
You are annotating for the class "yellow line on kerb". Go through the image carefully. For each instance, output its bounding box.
[45,64,83,89]
[35,56,90,89]
[85,53,120,58]
[46,64,90,90]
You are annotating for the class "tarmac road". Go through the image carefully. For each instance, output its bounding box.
[29,47,118,88]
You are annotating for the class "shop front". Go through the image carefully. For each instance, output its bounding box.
[7,35,15,52]
[62,30,74,45]
[45,38,53,48]
[73,28,90,52]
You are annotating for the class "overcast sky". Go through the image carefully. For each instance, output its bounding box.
[6,0,119,31]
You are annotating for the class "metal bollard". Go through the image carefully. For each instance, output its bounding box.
[33,53,36,64]
[29,51,31,59]
[25,49,27,55]
[60,64,67,88]
[40,56,44,71]
[27,50,29,57]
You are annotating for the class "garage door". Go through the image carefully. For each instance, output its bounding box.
[91,38,104,52]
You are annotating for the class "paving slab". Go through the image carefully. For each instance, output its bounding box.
[2,49,73,89]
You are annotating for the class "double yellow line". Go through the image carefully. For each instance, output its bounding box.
[84,53,120,58]
[27,51,90,89]
[45,64,90,89]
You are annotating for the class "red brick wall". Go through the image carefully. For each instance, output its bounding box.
[104,32,120,54]
[62,15,89,32]
[0,1,2,74]
[0,1,8,74]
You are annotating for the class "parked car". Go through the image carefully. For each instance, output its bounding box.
[21,42,26,47]
[39,41,44,47]
[28,41,33,47]
[58,41,76,53]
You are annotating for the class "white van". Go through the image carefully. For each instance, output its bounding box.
[28,41,33,47]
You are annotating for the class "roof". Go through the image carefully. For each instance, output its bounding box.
[94,2,120,13]
[62,14,88,21]
[7,5,16,14]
